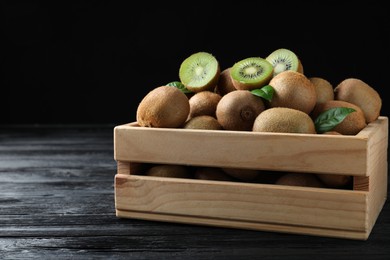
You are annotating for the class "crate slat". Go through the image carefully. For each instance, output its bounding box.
[114,119,388,176]
[115,174,367,231]
[114,117,389,240]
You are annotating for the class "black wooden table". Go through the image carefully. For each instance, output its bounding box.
[1,125,389,260]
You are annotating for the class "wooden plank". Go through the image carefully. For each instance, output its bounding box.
[114,119,382,176]
[353,117,388,191]
[365,116,388,233]
[115,174,368,232]
[117,161,130,175]
[353,176,369,191]
[361,116,388,178]
[116,209,369,240]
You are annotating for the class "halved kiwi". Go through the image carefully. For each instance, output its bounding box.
[266,48,300,77]
[230,57,273,90]
[179,52,220,93]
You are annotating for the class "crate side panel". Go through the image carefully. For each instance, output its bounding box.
[116,209,368,240]
[115,174,367,231]
[366,117,388,177]
[114,126,368,175]
[366,117,388,234]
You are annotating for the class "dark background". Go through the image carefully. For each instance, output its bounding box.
[1,1,389,125]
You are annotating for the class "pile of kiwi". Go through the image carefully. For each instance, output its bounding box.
[138,163,353,190]
[134,48,383,189]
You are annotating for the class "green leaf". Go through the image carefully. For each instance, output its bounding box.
[314,107,356,133]
[250,85,274,102]
[166,81,193,94]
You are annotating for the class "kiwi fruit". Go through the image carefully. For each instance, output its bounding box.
[268,70,317,114]
[221,167,260,182]
[322,131,342,135]
[297,59,304,74]
[266,48,300,77]
[230,57,273,90]
[136,86,190,128]
[275,173,325,188]
[334,78,382,123]
[183,115,223,130]
[215,67,236,96]
[311,100,367,135]
[216,90,266,131]
[194,167,235,181]
[309,77,334,105]
[146,164,193,179]
[179,52,220,93]
[252,107,316,134]
[316,173,352,188]
[188,90,222,119]
[252,170,286,184]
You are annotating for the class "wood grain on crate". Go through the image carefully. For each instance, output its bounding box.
[115,174,369,240]
[114,117,388,176]
[114,116,388,240]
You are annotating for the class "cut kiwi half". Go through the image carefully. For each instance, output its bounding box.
[266,48,300,77]
[179,52,220,93]
[230,57,273,91]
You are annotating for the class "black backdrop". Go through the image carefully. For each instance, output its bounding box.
[1,1,389,125]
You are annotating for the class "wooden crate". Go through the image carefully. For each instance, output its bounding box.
[113,116,388,240]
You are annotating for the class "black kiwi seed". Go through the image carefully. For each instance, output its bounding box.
[230,57,273,91]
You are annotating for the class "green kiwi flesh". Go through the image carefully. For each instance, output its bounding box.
[179,52,220,93]
[266,48,300,77]
[230,57,273,90]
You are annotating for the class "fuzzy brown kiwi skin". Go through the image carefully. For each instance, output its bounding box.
[146,164,193,179]
[194,167,235,181]
[252,107,316,134]
[297,59,304,74]
[216,90,265,131]
[311,100,367,135]
[309,77,334,105]
[275,173,325,188]
[334,78,382,123]
[215,67,236,96]
[188,91,222,119]
[316,173,352,188]
[136,86,190,128]
[221,167,259,182]
[268,70,317,114]
[322,131,342,135]
[183,115,223,130]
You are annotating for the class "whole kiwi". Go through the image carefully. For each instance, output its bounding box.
[221,167,260,182]
[311,100,367,135]
[322,131,343,135]
[252,170,286,184]
[216,90,266,131]
[309,77,334,105]
[136,86,190,128]
[275,173,325,188]
[188,90,222,119]
[183,115,223,130]
[316,173,352,188]
[252,107,316,134]
[297,59,304,74]
[334,78,382,123]
[268,70,317,114]
[146,164,193,179]
[215,67,236,96]
[194,167,235,181]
